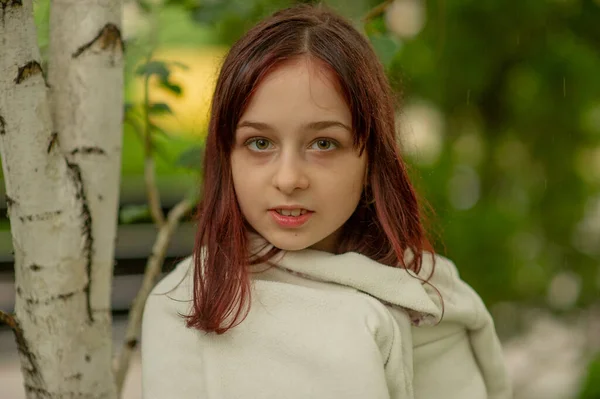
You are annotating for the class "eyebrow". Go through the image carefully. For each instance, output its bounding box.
[236,120,352,133]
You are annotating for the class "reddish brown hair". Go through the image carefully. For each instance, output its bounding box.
[187,4,434,334]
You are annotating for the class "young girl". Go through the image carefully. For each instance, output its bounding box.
[141,4,511,398]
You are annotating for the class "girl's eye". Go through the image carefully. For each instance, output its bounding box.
[310,139,337,151]
[246,138,273,151]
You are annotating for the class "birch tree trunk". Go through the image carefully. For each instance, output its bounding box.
[46,0,124,393]
[0,0,123,397]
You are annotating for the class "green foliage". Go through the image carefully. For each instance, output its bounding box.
[368,33,401,69]
[135,60,186,97]
[176,145,205,171]
[579,352,600,399]
[148,103,174,115]
[167,0,306,44]
[119,204,152,224]
[135,60,171,78]
[385,0,600,307]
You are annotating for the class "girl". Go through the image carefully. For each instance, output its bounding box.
[141,4,511,398]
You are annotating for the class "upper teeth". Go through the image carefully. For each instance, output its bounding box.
[276,209,307,216]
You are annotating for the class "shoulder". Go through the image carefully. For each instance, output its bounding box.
[154,255,195,293]
[407,251,490,328]
[414,251,461,280]
[144,255,195,318]
[416,251,471,299]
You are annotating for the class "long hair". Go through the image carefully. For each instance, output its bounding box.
[186,4,434,334]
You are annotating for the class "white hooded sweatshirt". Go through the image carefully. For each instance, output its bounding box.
[141,245,512,399]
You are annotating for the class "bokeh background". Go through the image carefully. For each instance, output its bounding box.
[1,0,599,398]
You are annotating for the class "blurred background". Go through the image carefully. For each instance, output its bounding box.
[1,0,599,398]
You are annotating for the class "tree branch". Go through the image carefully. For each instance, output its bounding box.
[144,156,165,227]
[143,69,166,228]
[0,310,20,334]
[114,196,193,395]
[362,0,394,23]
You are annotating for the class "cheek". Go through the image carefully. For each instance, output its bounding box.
[231,155,264,211]
[342,173,365,201]
[319,161,365,202]
[231,154,249,200]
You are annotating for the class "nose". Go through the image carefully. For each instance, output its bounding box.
[272,153,309,195]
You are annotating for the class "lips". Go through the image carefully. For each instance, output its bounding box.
[269,209,313,228]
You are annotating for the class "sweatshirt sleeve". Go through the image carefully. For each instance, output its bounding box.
[141,258,208,399]
[362,295,416,399]
[394,255,512,399]
[437,258,513,399]
[383,306,416,399]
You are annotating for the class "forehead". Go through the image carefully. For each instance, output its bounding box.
[240,56,351,124]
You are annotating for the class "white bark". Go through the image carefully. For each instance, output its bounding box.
[0,0,123,397]
[48,0,124,318]
[47,0,124,396]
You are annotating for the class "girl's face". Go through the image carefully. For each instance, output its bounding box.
[231,57,367,253]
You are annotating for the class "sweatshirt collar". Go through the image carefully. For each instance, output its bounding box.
[248,233,442,326]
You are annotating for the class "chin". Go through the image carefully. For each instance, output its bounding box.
[264,232,315,252]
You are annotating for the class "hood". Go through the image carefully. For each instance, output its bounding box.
[249,233,487,330]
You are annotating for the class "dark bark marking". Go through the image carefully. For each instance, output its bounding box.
[22,288,84,305]
[0,312,46,391]
[6,195,16,206]
[0,115,6,135]
[66,161,95,323]
[18,210,62,223]
[0,0,23,12]
[66,372,83,381]
[85,354,91,362]
[14,61,43,85]
[72,23,124,58]
[125,338,138,350]
[47,132,58,154]
[29,264,43,272]
[5,195,15,216]
[24,385,52,397]
[56,291,77,301]
[70,146,106,156]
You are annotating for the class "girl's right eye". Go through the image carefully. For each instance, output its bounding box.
[245,138,273,151]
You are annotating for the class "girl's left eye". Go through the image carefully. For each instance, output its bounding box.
[310,139,338,151]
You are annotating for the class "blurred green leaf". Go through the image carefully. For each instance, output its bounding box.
[135,60,171,80]
[148,103,173,115]
[176,145,204,171]
[158,79,183,96]
[136,0,153,14]
[123,102,136,118]
[150,123,171,138]
[170,61,190,70]
[190,1,230,25]
[579,352,600,399]
[368,33,401,69]
[364,14,387,36]
[119,204,151,224]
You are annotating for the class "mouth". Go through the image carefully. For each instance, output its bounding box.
[268,208,314,228]
[271,208,310,217]
[268,206,313,217]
